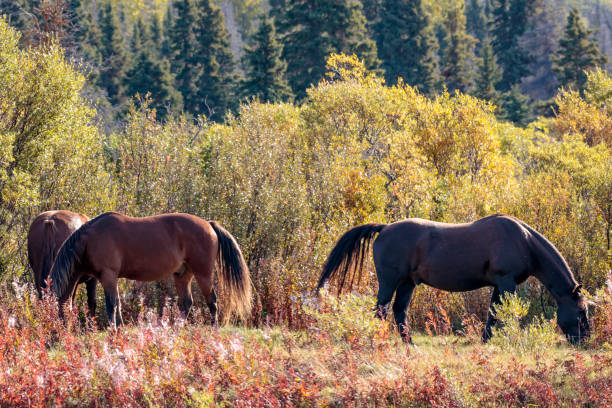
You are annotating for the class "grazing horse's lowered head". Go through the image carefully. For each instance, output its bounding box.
[50,212,252,327]
[556,284,590,344]
[27,210,97,316]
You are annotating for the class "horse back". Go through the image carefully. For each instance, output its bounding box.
[28,210,89,289]
[373,215,534,291]
[83,213,217,281]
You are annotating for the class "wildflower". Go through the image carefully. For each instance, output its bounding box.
[11,281,26,300]
[7,316,16,329]
[109,360,127,386]
[212,341,228,360]
[229,338,243,354]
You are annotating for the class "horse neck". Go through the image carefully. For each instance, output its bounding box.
[533,249,577,304]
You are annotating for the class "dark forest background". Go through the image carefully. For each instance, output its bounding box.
[1,0,610,127]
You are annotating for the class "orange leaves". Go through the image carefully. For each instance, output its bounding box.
[552,89,612,148]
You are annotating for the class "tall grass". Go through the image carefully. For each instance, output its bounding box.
[2,281,610,407]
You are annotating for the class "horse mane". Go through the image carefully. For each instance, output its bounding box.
[51,212,115,300]
[517,219,579,295]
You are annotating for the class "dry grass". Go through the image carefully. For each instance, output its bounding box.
[0,285,610,407]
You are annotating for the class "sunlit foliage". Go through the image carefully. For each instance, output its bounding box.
[0,19,109,278]
[0,10,609,337]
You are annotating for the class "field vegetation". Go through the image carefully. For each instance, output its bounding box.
[0,17,611,406]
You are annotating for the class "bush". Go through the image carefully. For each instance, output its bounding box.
[302,289,392,348]
[587,272,612,349]
[491,293,561,354]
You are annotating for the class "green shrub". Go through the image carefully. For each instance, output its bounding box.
[491,293,561,354]
[303,289,391,347]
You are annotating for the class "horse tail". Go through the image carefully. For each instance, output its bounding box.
[317,223,386,294]
[209,221,253,322]
[39,219,57,292]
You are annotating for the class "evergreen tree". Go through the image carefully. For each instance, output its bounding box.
[501,84,529,125]
[130,18,145,53]
[168,0,202,115]
[194,0,238,120]
[241,13,292,103]
[0,0,38,42]
[269,0,286,23]
[475,36,501,103]
[519,0,558,101]
[162,6,174,57]
[150,14,163,51]
[553,7,608,92]
[440,1,475,93]
[490,0,532,91]
[360,0,383,35]
[99,2,128,105]
[466,0,486,46]
[376,0,438,94]
[70,0,103,76]
[125,19,181,118]
[278,0,379,100]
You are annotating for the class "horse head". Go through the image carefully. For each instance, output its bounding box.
[556,284,590,344]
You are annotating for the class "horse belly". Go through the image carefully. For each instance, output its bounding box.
[415,249,492,292]
[119,244,184,282]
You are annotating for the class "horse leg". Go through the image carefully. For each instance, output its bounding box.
[482,280,516,342]
[207,288,218,326]
[482,287,501,342]
[392,279,416,343]
[100,274,122,327]
[375,281,396,320]
[70,281,80,309]
[86,278,97,318]
[194,274,217,326]
[173,272,194,318]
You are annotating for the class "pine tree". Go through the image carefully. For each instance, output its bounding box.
[168,0,202,115]
[327,0,380,70]
[70,0,103,77]
[376,0,439,94]
[475,36,501,103]
[125,19,181,118]
[99,2,128,105]
[269,0,286,23]
[518,0,558,101]
[466,0,486,47]
[0,0,38,42]
[150,14,163,51]
[193,0,238,120]
[278,0,379,100]
[360,0,382,35]
[162,6,173,57]
[241,13,292,103]
[440,1,475,93]
[501,84,529,125]
[553,7,608,92]
[490,0,532,91]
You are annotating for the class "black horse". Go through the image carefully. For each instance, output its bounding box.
[317,214,589,344]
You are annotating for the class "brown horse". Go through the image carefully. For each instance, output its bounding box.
[318,214,590,344]
[27,211,97,314]
[50,212,252,326]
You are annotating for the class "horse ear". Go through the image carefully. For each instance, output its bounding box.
[572,284,583,299]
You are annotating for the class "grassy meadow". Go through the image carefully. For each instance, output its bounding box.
[1,16,611,407]
[0,287,611,407]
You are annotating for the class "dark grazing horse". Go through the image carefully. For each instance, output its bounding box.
[27,210,97,314]
[317,214,590,344]
[50,212,252,326]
